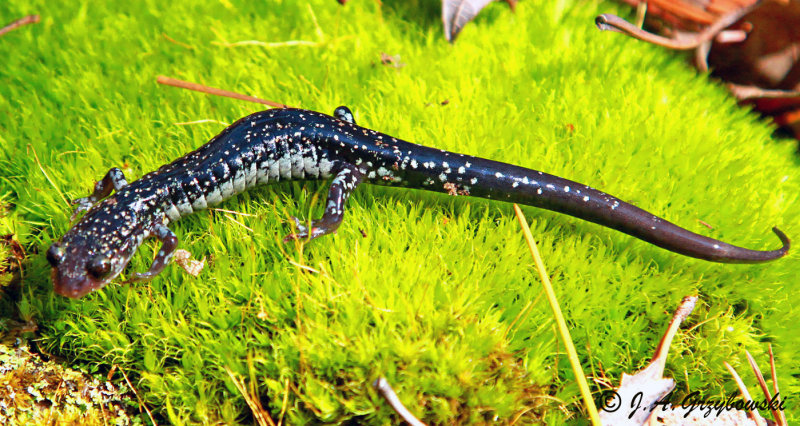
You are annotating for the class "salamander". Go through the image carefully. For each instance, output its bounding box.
[47,107,790,298]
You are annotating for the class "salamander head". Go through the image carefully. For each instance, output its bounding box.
[48,207,141,298]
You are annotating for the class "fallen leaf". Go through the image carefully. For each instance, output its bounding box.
[173,249,205,277]
[598,296,696,425]
[442,0,493,42]
[380,52,405,68]
[596,0,800,140]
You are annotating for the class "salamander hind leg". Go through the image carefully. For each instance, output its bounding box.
[71,167,128,220]
[284,165,364,242]
[131,224,178,282]
[333,106,356,124]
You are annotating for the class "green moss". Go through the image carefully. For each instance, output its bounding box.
[1,0,798,423]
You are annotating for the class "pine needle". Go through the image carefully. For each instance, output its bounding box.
[513,204,601,426]
[157,76,291,108]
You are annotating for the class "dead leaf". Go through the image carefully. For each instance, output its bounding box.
[339,0,514,43]
[442,0,493,42]
[173,249,205,277]
[596,0,800,140]
[380,52,405,68]
[598,296,696,425]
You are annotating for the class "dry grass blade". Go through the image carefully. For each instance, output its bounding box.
[28,144,69,207]
[224,366,276,426]
[723,362,766,426]
[745,351,782,425]
[513,204,601,426]
[156,76,291,109]
[373,377,425,426]
[0,15,40,38]
[277,378,290,426]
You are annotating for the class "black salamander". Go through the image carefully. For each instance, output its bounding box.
[47,107,790,298]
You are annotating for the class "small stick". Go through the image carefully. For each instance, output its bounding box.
[118,365,158,426]
[157,75,292,109]
[0,15,40,38]
[727,84,800,101]
[372,377,425,426]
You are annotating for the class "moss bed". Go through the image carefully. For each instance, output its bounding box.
[1,0,798,423]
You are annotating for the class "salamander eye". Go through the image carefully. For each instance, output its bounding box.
[87,256,111,279]
[46,244,65,267]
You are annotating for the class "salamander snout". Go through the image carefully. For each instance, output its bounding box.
[48,241,114,299]
[51,260,103,299]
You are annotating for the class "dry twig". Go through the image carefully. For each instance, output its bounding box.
[0,15,39,38]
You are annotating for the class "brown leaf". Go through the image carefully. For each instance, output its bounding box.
[380,52,405,68]
[596,0,800,141]
[173,249,205,277]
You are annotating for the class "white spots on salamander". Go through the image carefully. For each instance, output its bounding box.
[442,162,449,169]
[458,166,465,174]
[439,172,448,182]
[470,177,478,185]
[465,162,471,168]
[495,172,504,178]
[537,188,543,195]
[583,196,589,202]
[611,201,619,210]
[512,182,519,188]
[546,184,555,190]
[410,159,418,169]
[564,186,570,192]
[713,244,720,249]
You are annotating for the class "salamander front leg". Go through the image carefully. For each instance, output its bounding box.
[284,165,364,242]
[333,106,356,124]
[71,167,128,220]
[131,224,178,281]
